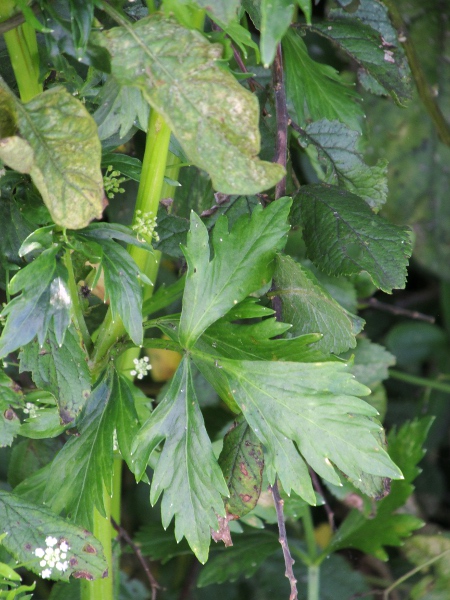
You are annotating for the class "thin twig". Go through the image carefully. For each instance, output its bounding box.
[111,517,161,600]
[308,468,335,532]
[272,44,288,199]
[0,3,41,35]
[362,297,435,324]
[269,480,299,600]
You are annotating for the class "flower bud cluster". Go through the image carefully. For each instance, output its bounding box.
[34,536,70,579]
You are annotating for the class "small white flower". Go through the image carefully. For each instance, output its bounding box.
[60,541,69,553]
[130,356,151,380]
[35,548,45,558]
[24,402,38,418]
[41,568,52,579]
[56,561,68,572]
[40,559,46,567]
[45,536,58,547]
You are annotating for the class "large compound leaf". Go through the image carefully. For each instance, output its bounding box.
[19,324,91,425]
[293,184,412,293]
[283,30,363,131]
[0,82,105,229]
[0,490,107,582]
[195,353,402,503]
[96,15,284,194]
[44,369,117,530]
[272,254,364,354]
[330,418,432,559]
[131,358,229,563]
[179,198,291,347]
[0,246,72,357]
[298,119,388,211]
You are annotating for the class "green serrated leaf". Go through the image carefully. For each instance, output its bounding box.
[95,15,284,194]
[0,246,72,357]
[0,81,105,229]
[130,357,228,563]
[101,152,142,182]
[341,338,396,390]
[194,353,402,503]
[283,29,363,131]
[261,0,296,67]
[19,324,91,425]
[293,184,412,293]
[0,372,22,448]
[69,0,94,57]
[331,417,433,559]
[219,415,264,518]
[44,368,117,529]
[273,254,364,354]
[0,490,107,581]
[298,119,388,211]
[114,375,141,472]
[76,222,153,251]
[309,18,411,105]
[197,530,279,586]
[179,198,291,347]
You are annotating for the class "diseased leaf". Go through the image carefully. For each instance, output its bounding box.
[340,338,396,390]
[130,358,229,563]
[0,81,105,229]
[195,353,402,503]
[309,18,411,105]
[219,415,264,518]
[298,119,388,210]
[179,198,291,347]
[293,184,412,293]
[283,29,364,131]
[0,246,72,357]
[19,324,91,425]
[198,530,279,586]
[95,15,284,194]
[44,368,117,530]
[0,490,107,581]
[0,371,22,448]
[331,418,433,559]
[272,254,364,354]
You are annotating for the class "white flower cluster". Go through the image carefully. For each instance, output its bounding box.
[132,210,160,242]
[34,536,70,579]
[130,356,151,380]
[23,402,39,419]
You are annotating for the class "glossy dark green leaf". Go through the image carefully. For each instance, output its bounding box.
[0,371,22,448]
[8,438,61,488]
[19,324,91,425]
[0,82,105,229]
[260,0,296,67]
[179,198,291,347]
[272,254,364,354]
[331,417,433,559]
[0,246,72,357]
[44,368,117,529]
[142,276,185,318]
[283,30,363,131]
[114,375,141,472]
[309,19,411,105]
[75,222,152,250]
[194,353,402,503]
[101,152,142,182]
[219,415,264,518]
[68,0,94,57]
[0,200,35,268]
[197,530,279,586]
[130,358,229,563]
[298,119,388,210]
[96,15,284,194]
[0,490,107,581]
[293,184,412,293]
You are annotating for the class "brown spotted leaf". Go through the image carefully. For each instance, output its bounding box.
[219,415,264,518]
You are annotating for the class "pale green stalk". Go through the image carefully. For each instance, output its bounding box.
[3,21,42,102]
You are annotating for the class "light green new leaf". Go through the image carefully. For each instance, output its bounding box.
[130,358,228,563]
[179,198,291,347]
[273,254,364,354]
[340,338,396,390]
[195,354,402,503]
[192,0,240,24]
[293,184,412,293]
[96,15,284,194]
[0,372,22,448]
[0,81,105,229]
[310,19,411,105]
[261,0,296,67]
[331,418,432,560]
[299,119,388,211]
[283,30,363,131]
[44,368,117,530]
[19,324,91,425]
[0,490,107,581]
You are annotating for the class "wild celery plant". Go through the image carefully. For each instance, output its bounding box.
[0,1,446,599]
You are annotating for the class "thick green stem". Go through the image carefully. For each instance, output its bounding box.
[389,369,450,395]
[382,0,450,147]
[301,506,320,600]
[307,565,320,600]
[4,22,42,102]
